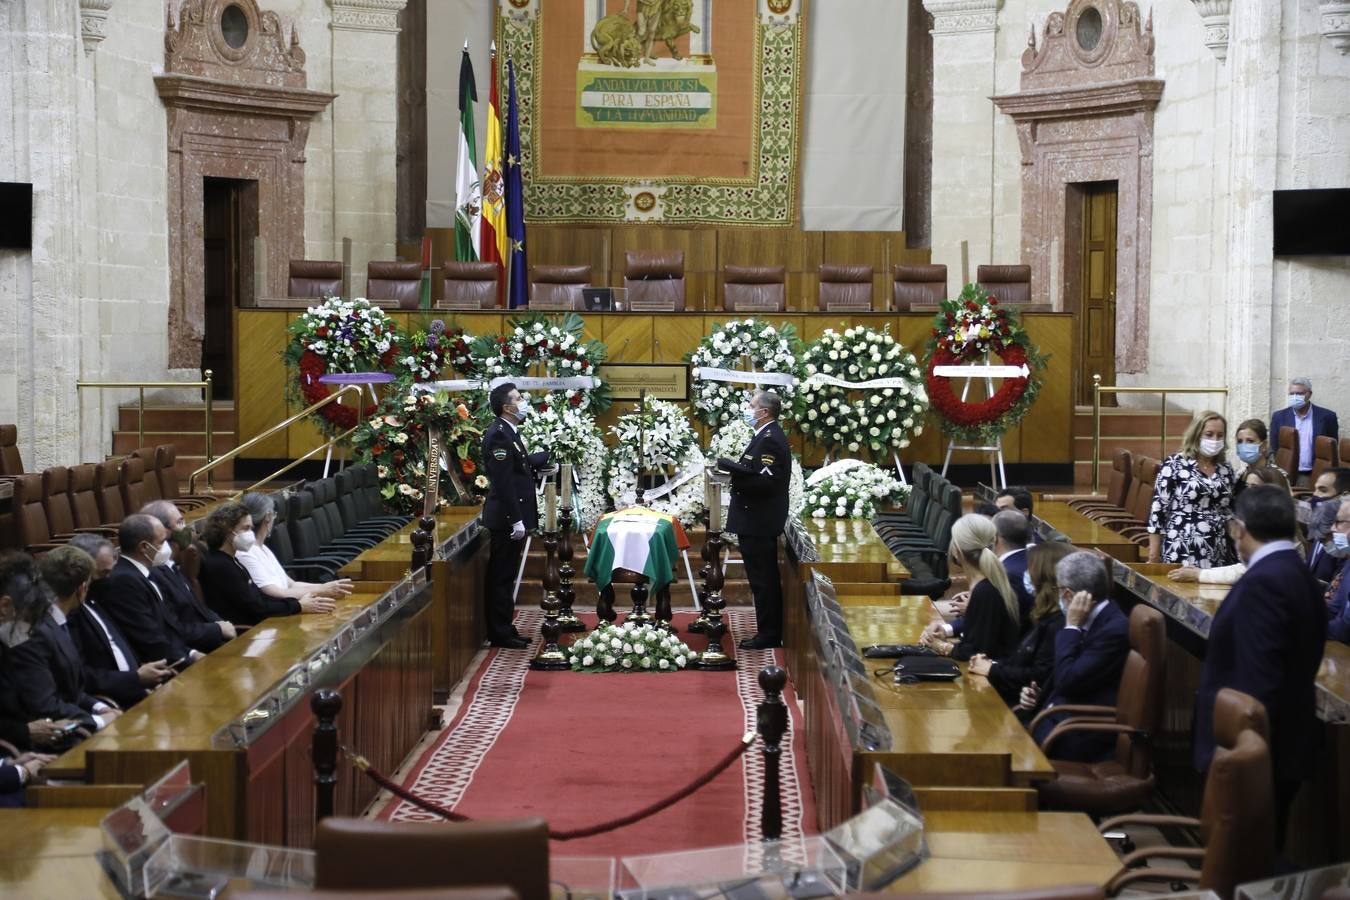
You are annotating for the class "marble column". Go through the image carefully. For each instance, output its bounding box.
[922,0,1002,287]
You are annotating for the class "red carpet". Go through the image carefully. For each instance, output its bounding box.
[379,608,817,858]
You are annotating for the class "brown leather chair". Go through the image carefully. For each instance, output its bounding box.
[440,261,500,310]
[68,464,109,531]
[154,445,214,507]
[11,473,68,554]
[367,260,423,310]
[236,890,519,900]
[0,424,22,475]
[1067,449,1133,516]
[1341,436,1350,472]
[1102,689,1273,898]
[623,250,685,311]
[977,264,1032,304]
[1095,455,1158,538]
[119,457,151,516]
[529,264,591,311]
[315,817,549,900]
[818,264,873,311]
[850,888,1104,900]
[1309,435,1338,486]
[42,466,115,539]
[288,260,343,299]
[94,459,127,525]
[891,263,947,311]
[1273,425,1296,475]
[723,265,786,312]
[1034,605,1166,814]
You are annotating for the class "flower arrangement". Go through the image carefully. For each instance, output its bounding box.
[687,319,803,427]
[283,297,398,436]
[797,326,928,461]
[567,620,696,673]
[397,318,475,383]
[705,420,806,521]
[518,407,609,531]
[802,461,909,520]
[351,389,487,514]
[469,312,612,414]
[606,397,706,526]
[923,284,1047,445]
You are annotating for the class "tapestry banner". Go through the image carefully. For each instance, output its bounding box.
[497,0,806,226]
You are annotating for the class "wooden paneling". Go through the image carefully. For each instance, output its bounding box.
[603,315,655,363]
[526,226,609,279]
[235,310,290,458]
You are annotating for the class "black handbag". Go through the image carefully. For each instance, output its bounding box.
[893,654,961,682]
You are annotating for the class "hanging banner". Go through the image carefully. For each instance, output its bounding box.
[692,366,797,387]
[497,0,805,226]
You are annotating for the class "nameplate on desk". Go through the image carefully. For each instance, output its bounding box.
[597,364,688,401]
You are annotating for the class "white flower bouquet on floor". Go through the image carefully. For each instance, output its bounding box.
[567,621,696,673]
[802,461,909,520]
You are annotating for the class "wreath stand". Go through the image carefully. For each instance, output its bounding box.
[934,355,1027,490]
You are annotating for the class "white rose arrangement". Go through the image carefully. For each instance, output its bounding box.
[468,312,612,415]
[687,318,803,428]
[568,621,696,673]
[518,406,608,531]
[606,397,706,526]
[802,462,909,520]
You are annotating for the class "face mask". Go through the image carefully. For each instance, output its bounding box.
[1058,596,1069,618]
[151,541,173,567]
[514,400,531,419]
[1289,394,1307,410]
[233,531,256,553]
[1199,438,1225,458]
[1022,572,1035,596]
[1333,531,1350,554]
[1235,443,1262,465]
[171,527,194,550]
[743,408,760,428]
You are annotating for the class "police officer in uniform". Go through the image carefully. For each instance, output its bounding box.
[717,390,792,649]
[481,382,552,649]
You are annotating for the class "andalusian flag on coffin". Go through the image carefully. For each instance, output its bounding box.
[454,45,481,262]
[584,508,691,594]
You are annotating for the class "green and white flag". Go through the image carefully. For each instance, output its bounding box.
[454,44,481,261]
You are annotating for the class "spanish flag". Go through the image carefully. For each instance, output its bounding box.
[479,42,506,305]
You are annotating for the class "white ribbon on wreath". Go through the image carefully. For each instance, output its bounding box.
[691,367,798,387]
[802,373,923,391]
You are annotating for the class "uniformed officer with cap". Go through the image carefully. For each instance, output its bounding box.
[716,390,791,649]
[481,382,552,649]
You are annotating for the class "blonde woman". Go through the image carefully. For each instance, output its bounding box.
[921,514,1021,661]
[1146,410,1237,567]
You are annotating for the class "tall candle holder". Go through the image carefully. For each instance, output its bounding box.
[531,524,569,671]
[687,475,715,635]
[555,502,584,632]
[693,476,735,670]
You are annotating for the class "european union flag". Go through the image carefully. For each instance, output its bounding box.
[505,60,528,310]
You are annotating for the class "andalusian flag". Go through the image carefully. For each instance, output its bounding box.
[584,509,690,593]
[479,42,506,305]
[454,45,481,262]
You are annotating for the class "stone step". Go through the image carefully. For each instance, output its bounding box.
[113,431,237,456]
[117,403,236,433]
[1070,408,1196,438]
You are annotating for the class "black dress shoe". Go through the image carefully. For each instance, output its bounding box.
[738,635,782,650]
[489,636,531,649]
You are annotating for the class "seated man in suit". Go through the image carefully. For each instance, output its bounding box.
[61,537,173,709]
[140,501,235,653]
[1270,377,1339,487]
[1016,550,1129,762]
[96,514,200,669]
[7,548,123,733]
[996,486,1040,545]
[1196,485,1326,842]
[1305,498,1342,584]
[1323,500,1350,644]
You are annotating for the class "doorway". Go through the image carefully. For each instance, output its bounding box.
[202,177,257,400]
[1066,181,1119,406]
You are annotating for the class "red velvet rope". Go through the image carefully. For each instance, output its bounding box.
[350,735,754,841]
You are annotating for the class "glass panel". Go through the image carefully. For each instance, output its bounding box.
[220,4,249,49]
[619,836,847,900]
[143,835,315,897]
[1076,6,1104,51]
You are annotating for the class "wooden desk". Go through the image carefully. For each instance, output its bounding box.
[0,808,122,897]
[1033,500,1141,562]
[885,810,1121,893]
[1111,561,1350,867]
[791,517,911,583]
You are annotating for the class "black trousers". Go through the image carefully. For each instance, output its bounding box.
[738,533,782,641]
[485,528,525,642]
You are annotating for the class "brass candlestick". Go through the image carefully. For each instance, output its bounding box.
[530,527,569,670]
[555,504,583,632]
[694,480,735,670]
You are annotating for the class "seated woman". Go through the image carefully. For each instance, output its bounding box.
[920,515,1021,662]
[1169,466,1295,586]
[968,541,1074,705]
[235,493,352,604]
[197,503,335,627]
[1147,410,1237,568]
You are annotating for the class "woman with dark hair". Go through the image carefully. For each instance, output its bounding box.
[968,541,1075,705]
[196,503,334,626]
[1232,418,1284,480]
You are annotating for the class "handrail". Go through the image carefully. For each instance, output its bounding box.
[188,384,364,493]
[1091,374,1229,493]
[226,425,361,500]
[77,371,214,486]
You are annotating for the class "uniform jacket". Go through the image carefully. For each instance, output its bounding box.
[721,420,792,538]
[1194,547,1326,779]
[480,417,550,532]
[96,557,190,665]
[1269,404,1339,473]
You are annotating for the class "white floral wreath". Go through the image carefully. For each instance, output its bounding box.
[803,460,909,520]
[797,326,929,459]
[687,318,802,428]
[706,420,806,523]
[473,313,612,415]
[517,407,609,532]
[605,398,706,527]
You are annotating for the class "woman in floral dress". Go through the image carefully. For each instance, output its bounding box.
[1146,410,1237,567]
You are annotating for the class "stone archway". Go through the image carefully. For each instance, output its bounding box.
[993,0,1162,374]
[156,0,334,368]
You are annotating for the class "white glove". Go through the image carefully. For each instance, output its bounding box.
[510,521,527,541]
